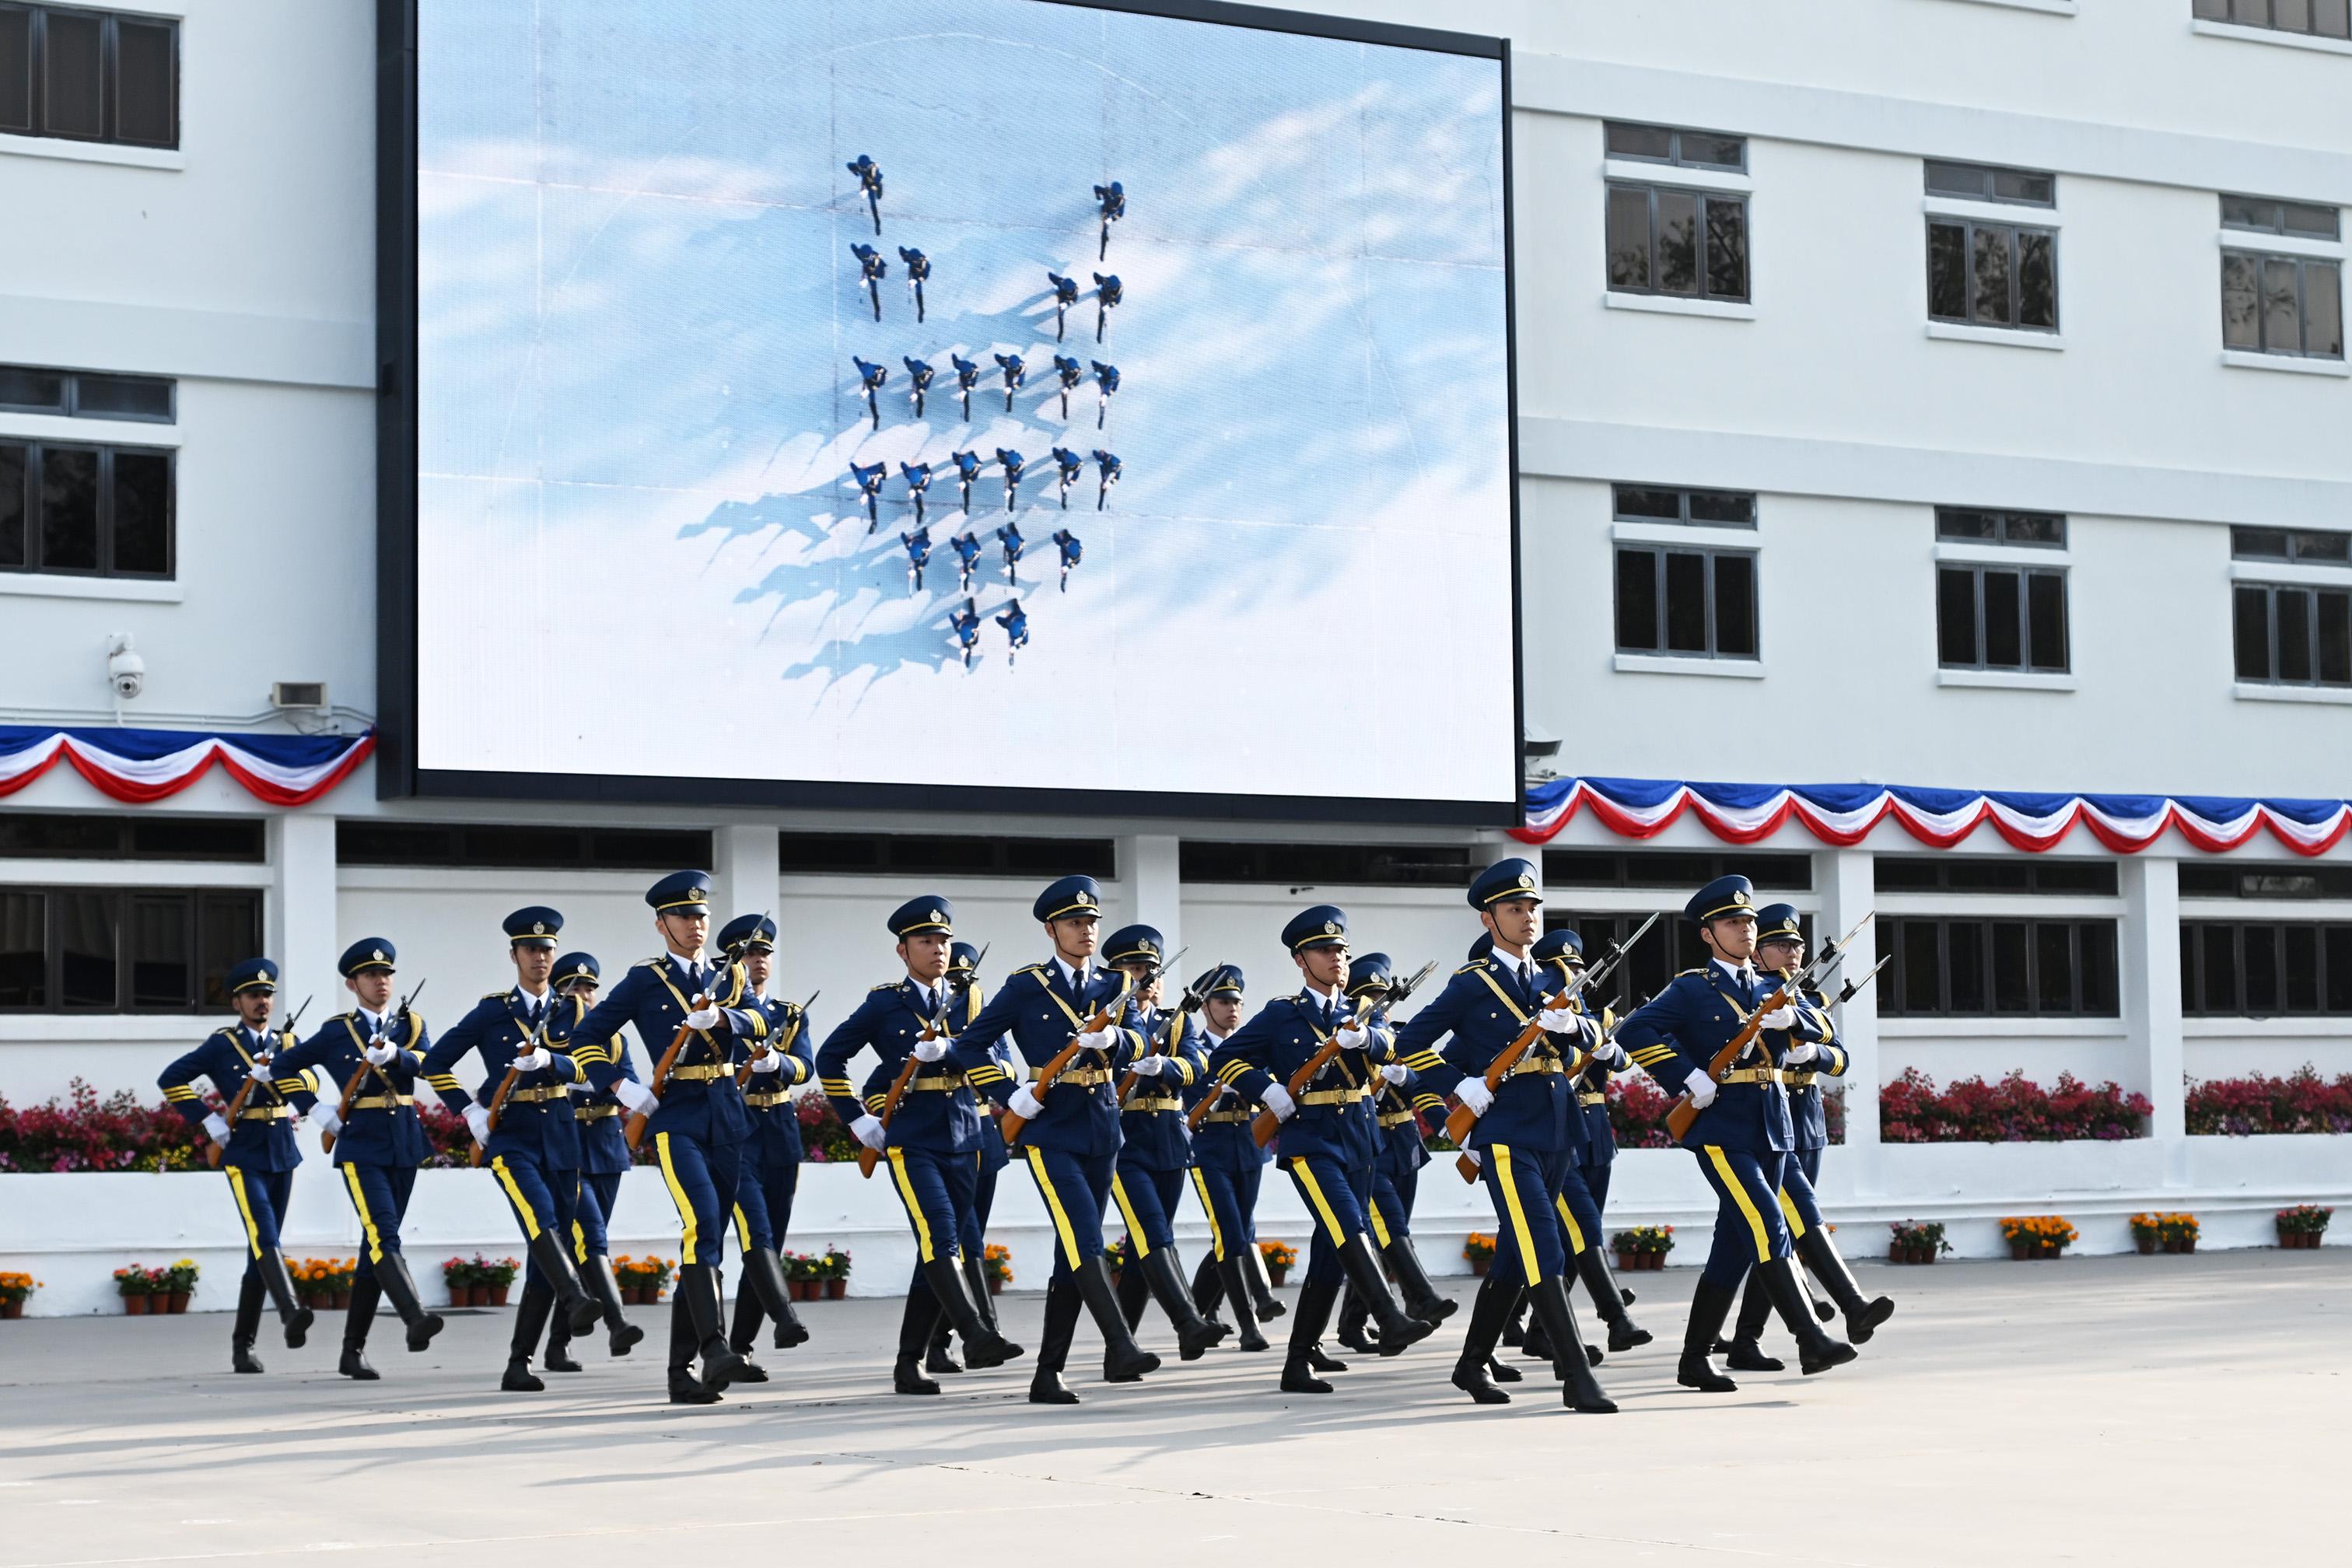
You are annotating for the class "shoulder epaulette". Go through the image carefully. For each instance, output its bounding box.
[633,957,664,971]
[479,989,508,1001]
[1675,967,1708,978]
[870,981,899,992]
[1016,964,1051,984]
[1452,961,1486,975]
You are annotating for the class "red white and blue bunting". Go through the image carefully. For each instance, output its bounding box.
[1514,776,2352,857]
[0,726,375,808]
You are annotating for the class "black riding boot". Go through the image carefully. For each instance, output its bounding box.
[1246,1246,1286,1320]
[1076,1255,1160,1383]
[1114,1258,1150,1332]
[1499,1291,1528,1347]
[1528,1275,1617,1412]
[374,1253,444,1353]
[924,1255,1016,1369]
[502,1282,553,1391]
[964,1252,1018,1357]
[231,1274,267,1373]
[579,1253,642,1356]
[1451,1270,1517,1405]
[1339,1234,1433,1356]
[1028,1279,1084,1405]
[1216,1256,1268,1351]
[1723,1271,1783,1371]
[1384,1237,1458,1325]
[1334,1286,1377,1355]
[1678,1275,1741,1393]
[255,1249,313,1349]
[682,1264,751,1391]
[1796,1227,1895,1345]
[1759,1256,1857,1374]
[1575,1248,1653,1351]
[926,1315,964,1375]
[525,1231,604,1336]
[1191,1252,1225,1324]
[544,1307,583,1374]
[1140,1249,1227,1360]
[338,1278,382,1381]
[894,1287,943,1395]
[1281,1278,1341,1394]
[667,1290,718,1404]
[724,1284,768,1382]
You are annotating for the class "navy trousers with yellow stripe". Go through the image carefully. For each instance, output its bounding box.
[488,1152,580,1290]
[1580,1157,1613,1214]
[1367,1167,1416,1245]
[884,1145,978,1267]
[1021,1145,1115,1283]
[735,1154,800,1258]
[1187,1162,1262,1263]
[1551,1161,1603,1261]
[222,1165,291,1281]
[965,1157,998,1255]
[1778,1148,1826,1241]
[1111,1160,1185,1254]
[573,1171,622,1263]
[1479,1143,1568,1289]
[1692,1144,1794,1288]
[650,1132,740,1269]
[1284,1153,1374,1287]
[338,1163,416,1282]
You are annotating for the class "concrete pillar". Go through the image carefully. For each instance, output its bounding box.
[1816,846,1881,1189]
[710,822,780,937]
[268,810,340,1018]
[2119,856,2187,1178]
[1122,833,1182,957]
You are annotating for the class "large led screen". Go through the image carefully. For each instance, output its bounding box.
[407,0,1516,817]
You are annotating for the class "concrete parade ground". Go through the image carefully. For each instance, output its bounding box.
[0,1249,2340,1567]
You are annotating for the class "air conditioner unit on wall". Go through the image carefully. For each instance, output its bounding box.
[271,681,329,712]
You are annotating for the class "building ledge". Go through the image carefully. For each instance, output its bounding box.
[0,132,183,172]
[2191,18,2352,57]
[1923,0,2076,14]
[1927,321,2064,351]
[0,573,184,604]
[1603,292,1755,322]
[2221,350,2351,378]
[2233,682,2352,707]
[1601,158,1752,195]
[1612,653,1766,679]
[1937,667,2077,692]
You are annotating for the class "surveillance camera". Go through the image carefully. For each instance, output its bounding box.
[107,635,145,702]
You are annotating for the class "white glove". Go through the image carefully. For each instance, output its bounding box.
[1453,1077,1494,1116]
[1074,1027,1115,1052]
[1129,1055,1165,1078]
[463,1104,494,1143]
[363,1039,398,1066]
[912,1037,948,1063]
[1261,1083,1297,1121]
[1380,1063,1409,1084]
[1334,1024,1370,1050]
[851,1115,888,1151]
[246,1061,275,1083]
[1537,1007,1578,1033]
[202,1112,231,1146]
[311,1104,342,1137]
[513,1045,551,1073]
[613,1077,658,1115]
[1589,1041,1629,1070]
[1684,1069,1719,1110]
[1463,1148,1483,1169]
[748,1051,786,1075]
[1780,1041,1818,1067]
[1009,1085,1046,1121]
[683,1006,722,1031]
[1757,1004,1798,1031]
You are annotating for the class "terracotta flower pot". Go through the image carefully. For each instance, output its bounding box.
[1913,1246,1935,1265]
[489,1285,511,1307]
[792,1279,814,1301]
[463,1286,485,1307]
[1468,1258,1488,1278]
[827,1279,847,1300]
[331,1291,351,1310]
[1266,1265,1288,1286]
[1616,1253,1639,1272]
[2136,1237,2156,1255]
[620,1286,642,1306]
[987,1278,1003,1296]
[1,1300,21,1319]
[2008,1241,2032,1261]
[2179,1238,2195,1254]
[169,1292,192,1314]
[123,1295,149,1315]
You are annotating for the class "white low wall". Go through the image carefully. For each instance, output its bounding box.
[2,1134,2344,1317]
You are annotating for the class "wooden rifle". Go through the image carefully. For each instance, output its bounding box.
[1828,954,1890,1008]
[734,987,821,1088]
[1661,912,1871,1143]
[323,979,425,1157]
[998,968,1135,1145]
[1448,915,1659,1180]
[625,987,718,1153]
[1116,952,1214,1108]
[857,952,979,1178]
[1251,992,1375,1149]
[206,996,311,1168]
[472,996,555,1169]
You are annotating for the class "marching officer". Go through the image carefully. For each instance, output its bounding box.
[820,898,1019,1394]
[569,872,773,1404]
[926,940,1011,1374]
[1103,926,1227,1362]
[1395,864,1615,1412]
[158,957,319,1371]
[1567,937,1633,1324]
[275,940,444,1378]
[421,908,606,1391]
[1714,905,1893,1367]
[1335,953,1456,1353]
[714,914,817,1381]
[1181,965,1282,1353]
[950,875,1162,1404]
[1615,877,1857,1391]
[1206,905,1437,1395]
[541,953,646,1372]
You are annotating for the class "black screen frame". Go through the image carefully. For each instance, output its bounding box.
[376,0,1522,828]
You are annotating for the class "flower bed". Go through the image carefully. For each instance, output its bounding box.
[2128,1212,2199,1255]
[2275,1203,2332,1248]
[1999,1215,2078,1259]
[0,1080,212,1172]
[115,1258,198,1313]
[1605,1075,1843,1148]
[1883,1069,2149,1143]
[2186,1068,2352,1136]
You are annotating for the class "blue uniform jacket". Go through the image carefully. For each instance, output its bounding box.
[1205,989,1395,1167]
[818,977,981,1154]
[422,989,593,1167]
[1396,954,1582,1157]
[1571,1003,1623,1167]
[952,961,1143,1158]
[1372,1066,1443,1182]
[1182,1031,1272,1174]
[276,1009,430,1168]
[573,955,767,1149]
[1115,1004,1208,1172]
[158,1023,319,1172]
[1779,984,1846,1151]
[1615,964,1829,1155]
[571,1028,640,1176]
[737,994,816,1167]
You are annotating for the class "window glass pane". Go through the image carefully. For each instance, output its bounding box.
[2006,512,2064,545]
[111,450,170,576]
[1613,485,1679,520]
[2262,257,2301,352]
[1605,186,1652,290]
[2193,0,2229,18]
[41,9,102,138]
[1605,123,1672,161]
[1900,921,1941,1013]
[0,441,23,569]
[1686,489,1754,525]
[2244,924,2281,1013]
[2326,927,2352,1013]
[2026,572,2068,670]
[2278,588,2313,682]
[1983,569,2023,667]
[2034,922,2075,1013]
[0,365,65,411]
[2231,526,2289,559]
[75,374,173,421]
[115,20,177,148]
[1656,189,1699,296]
[0,7,30,134]
[1928,222,1967,320]
[2080,923,2118,1015]
[56,890,115,1009]
[2304,262,2341,358]
[2276,0,2312,27]
[2282,201,2340,240]
[1704,198,1748,300]
[2234,585,2273,680]
[2180,927,2200,1013]
[2221,254,2260,350]
[1663,551,1708,652]
[0,890,42,1007]
[2284,925,2320,1012]
[1972,226,2014,325]
[2290,530,2350,562]
[197,894,261,1010]
[2219,194,2271,231]
[1990,922,2031,1013]
[2317,0,2351,37]
[1682,133,1744,172]
[1946,922,1986,1013]
[1712,552,1756,657]
[2203,924,2239,1013]
[1614,548,1658,651]
[128,895,190,1010]
[1924,161,1988,199]
[2229,0,2270,21]
[2318,590,2350,684]
[40,446,100,571]
[1937,568,1979,666]
[1993,170,2054,206]
[1936,508,1995,541]
[2018,231,2056,328]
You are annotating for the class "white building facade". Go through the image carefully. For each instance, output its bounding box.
[2,0,2347,1264]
